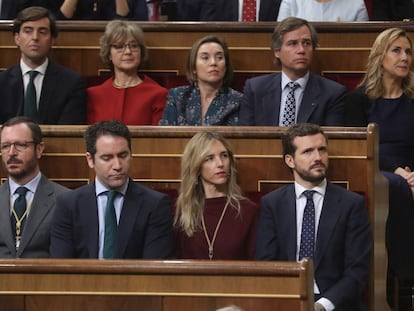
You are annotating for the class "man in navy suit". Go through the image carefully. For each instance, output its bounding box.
[199,0,281,21]
[239,17,346,126]
[0,6,86,124]
[256,123,372,311]
[50,120,173,259]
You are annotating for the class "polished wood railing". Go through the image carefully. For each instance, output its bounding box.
[0,259,313,311]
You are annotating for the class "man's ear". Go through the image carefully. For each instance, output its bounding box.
[36,142,45,159]
[274,49,280,60]
[86,152,94,169]
[284,154,295,169]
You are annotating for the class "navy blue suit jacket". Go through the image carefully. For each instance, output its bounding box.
[50,180,174,259]
[256,182,372,309]
[239,73,346,126]
[200,0,281,21]
[0,61,86,124]
[54,0,148,20]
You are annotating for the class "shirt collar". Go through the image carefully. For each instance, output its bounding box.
[281,71,310,90]
[9,171,42,195]
[20,58,49,76]
[95,178,129,197]
[294,178,327,199]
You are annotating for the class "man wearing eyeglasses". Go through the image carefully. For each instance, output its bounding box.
[0,6,86,124]
[0,116,68,258]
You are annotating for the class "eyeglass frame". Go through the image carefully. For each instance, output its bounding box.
[0,141,36,152]
[110,42,141,53]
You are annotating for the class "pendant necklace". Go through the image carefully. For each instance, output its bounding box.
[11,200,32,250]
[201,199,230,260]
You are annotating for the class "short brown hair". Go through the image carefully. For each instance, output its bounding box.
[13,6,58,38]
[282,123,327,158]
[271,17,318,66]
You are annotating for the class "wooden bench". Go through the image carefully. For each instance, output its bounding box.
[0,125,390,311]
[0,259,313,311]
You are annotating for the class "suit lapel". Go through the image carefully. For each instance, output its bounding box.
[297,74,321,123]
[262,74,282,125]
[16,175,54,256]
[9,66,25,116]
[116,182,142,257]
[0,182,17,255]
[38,62,57,120]
[284,185,298,260]
[83,184,100,258]
[314,183,341,270]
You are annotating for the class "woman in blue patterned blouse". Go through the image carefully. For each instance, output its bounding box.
[159,36,242,125]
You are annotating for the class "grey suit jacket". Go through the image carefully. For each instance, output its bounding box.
[239,73,346,126]
[256,182,372,310]
[0,175,68,258]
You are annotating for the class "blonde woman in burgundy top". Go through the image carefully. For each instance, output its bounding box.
[174,131,258,260]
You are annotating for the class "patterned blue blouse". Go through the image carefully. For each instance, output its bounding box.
[159,85,242,125]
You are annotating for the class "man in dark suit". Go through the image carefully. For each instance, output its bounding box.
[0,0,57,19]
[0,6,86,124]
[199,0,281,21]
[256,123,372,311]
[239,17,346,126]
[0,116,68,258]
[50,120,173,259]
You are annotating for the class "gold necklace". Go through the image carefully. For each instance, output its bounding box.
[201,199,230,260]
[112,78,141,89]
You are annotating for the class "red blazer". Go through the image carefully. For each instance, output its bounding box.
[87,75,167,125]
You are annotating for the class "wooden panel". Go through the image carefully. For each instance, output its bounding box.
[1,21,413,77]
[0,259,313,311]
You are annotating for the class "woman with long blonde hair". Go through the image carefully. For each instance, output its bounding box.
[174,131,258,260]
[343,27,414,308]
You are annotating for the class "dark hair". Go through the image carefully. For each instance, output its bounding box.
[271,17,318,66]
[282,123,327,158]
[0,116,43,144]
[85,120,131,158]
[13,6,58,38]
[186,35,234,87]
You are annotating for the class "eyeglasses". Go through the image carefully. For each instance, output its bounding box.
[111,42,140,53]
[0,141,35,152]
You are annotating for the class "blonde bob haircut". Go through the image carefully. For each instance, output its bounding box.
[359,27,414,99]
[99,20,148,72]
[175,131,244,237]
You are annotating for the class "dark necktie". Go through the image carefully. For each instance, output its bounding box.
[299,190,316,260]
[11,187,29,244]
[281,81,300,126]
[24,70,39,121]
[242,0,257,21]
[103,191,118,259]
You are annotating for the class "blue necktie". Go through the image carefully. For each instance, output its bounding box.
[103,191,118,259]
[299,190,316,260]
[281,81,300,126]
[24,70,39,121]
